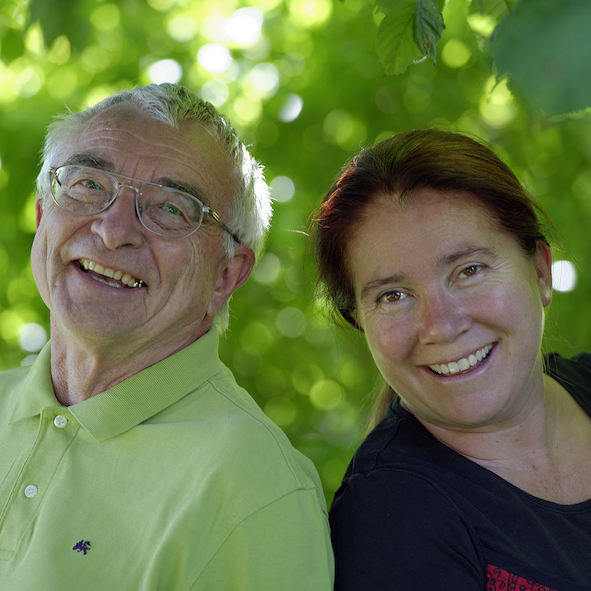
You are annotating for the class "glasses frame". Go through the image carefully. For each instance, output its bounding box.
[48,165,241,243]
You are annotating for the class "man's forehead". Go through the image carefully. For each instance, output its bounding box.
[57,103,239,208]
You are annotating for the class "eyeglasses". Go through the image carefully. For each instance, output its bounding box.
[48,165,241,242]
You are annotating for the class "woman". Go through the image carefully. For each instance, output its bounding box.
[314,129,591,590]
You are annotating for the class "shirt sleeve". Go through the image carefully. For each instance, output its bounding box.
[329,468,486,591]
[190,488,334,590]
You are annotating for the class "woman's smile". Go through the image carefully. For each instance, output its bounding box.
[428,343,494,376]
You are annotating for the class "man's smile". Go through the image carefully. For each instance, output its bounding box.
[79,259,145,289]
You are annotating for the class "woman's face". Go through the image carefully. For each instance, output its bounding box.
[348,189,552,433]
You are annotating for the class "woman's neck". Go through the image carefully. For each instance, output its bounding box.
[416,375,591,504]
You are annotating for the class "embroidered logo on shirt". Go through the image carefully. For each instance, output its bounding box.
[72,540,91,555]
[487,564,558,591]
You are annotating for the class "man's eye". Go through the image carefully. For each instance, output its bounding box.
[162,203,182,216]
[80,179,102,190]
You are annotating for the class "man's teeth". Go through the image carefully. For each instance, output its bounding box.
[429,344,493,376]
[80,259,143,288]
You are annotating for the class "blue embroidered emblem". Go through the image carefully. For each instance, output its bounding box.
[72,540,91,555]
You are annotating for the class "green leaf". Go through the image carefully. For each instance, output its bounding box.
[29,0,89,52]
[413,0,445,62]
[469,0,519,20]
[376,0,424,75]
[490,0,591,116]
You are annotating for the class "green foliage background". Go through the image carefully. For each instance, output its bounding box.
[1,0,590,502]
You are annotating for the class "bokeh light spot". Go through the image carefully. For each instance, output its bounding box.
[480,77,515,128]
[310,379,343,410]
[13,67,42,98]
[552,260,577,292]
[198,44,233,74]
[200,79,229,107]
[167,16,197,42]
[148,59,183,84]
[279,94,303,122]
[18,323,48,352]
[270,176,295,203]
[289,0,333,28]
[226,7,263,46]
[441,39,471,69]
[90,3,121,31]
[276,307,307,338]
[253,253,282,285]
[249,62,279,97]
[264,398,298,427]
[81,45,111,73]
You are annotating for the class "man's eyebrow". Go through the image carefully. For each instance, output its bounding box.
[359,247,499,303]
[157,178,208,204]
[59,154,209,204]
[61,154,113,170]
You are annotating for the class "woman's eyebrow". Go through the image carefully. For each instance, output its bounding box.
[436,246,499,268]
[360,273,409,303]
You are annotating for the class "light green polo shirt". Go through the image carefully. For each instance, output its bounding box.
[0,329,334,590]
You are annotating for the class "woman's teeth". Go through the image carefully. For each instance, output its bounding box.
[429,344,493,376]
[79,259,144,288]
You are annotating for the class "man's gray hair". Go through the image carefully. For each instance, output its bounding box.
[36,83,272,330]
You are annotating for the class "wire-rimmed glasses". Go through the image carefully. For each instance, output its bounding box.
[48,165,241,242]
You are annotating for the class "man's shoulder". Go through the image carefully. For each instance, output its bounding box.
[151,365,323,494]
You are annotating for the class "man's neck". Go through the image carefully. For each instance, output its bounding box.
[48,322,210,406]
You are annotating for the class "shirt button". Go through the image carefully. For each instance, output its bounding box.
[54,415,68,428]
[24,485,38,498]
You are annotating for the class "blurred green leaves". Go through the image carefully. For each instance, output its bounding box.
[29,0,90,52]
[490,0,591,116]
[375,0,591,117]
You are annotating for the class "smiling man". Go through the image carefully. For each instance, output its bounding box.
[0,84,333,589]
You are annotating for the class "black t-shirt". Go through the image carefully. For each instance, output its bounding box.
[329,353,591,590]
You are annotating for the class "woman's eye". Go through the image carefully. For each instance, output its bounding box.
[460,265,480,278]
[380,290,407,303]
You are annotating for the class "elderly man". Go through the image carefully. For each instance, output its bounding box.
[0,84,333,589]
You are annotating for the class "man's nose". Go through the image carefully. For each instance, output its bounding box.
[90,187,144,250]
[416,289,471,345]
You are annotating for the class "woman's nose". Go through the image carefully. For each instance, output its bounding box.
[417,289,472,345]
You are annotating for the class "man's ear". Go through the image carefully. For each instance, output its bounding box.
[534,240,553,308]
[35,195,44,229]
[206,245,255,318]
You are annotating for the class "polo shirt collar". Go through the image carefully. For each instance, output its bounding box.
[9,328,223,442]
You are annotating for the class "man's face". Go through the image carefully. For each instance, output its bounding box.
[31,103,253,352]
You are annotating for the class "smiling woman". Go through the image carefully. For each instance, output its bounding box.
[313,129,591,591]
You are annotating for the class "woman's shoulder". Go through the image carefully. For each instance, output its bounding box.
[347,398,465,473]
[545,351,591,412]
[545,351,591,374]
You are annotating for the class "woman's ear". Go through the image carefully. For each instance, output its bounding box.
[534,240,553,307]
